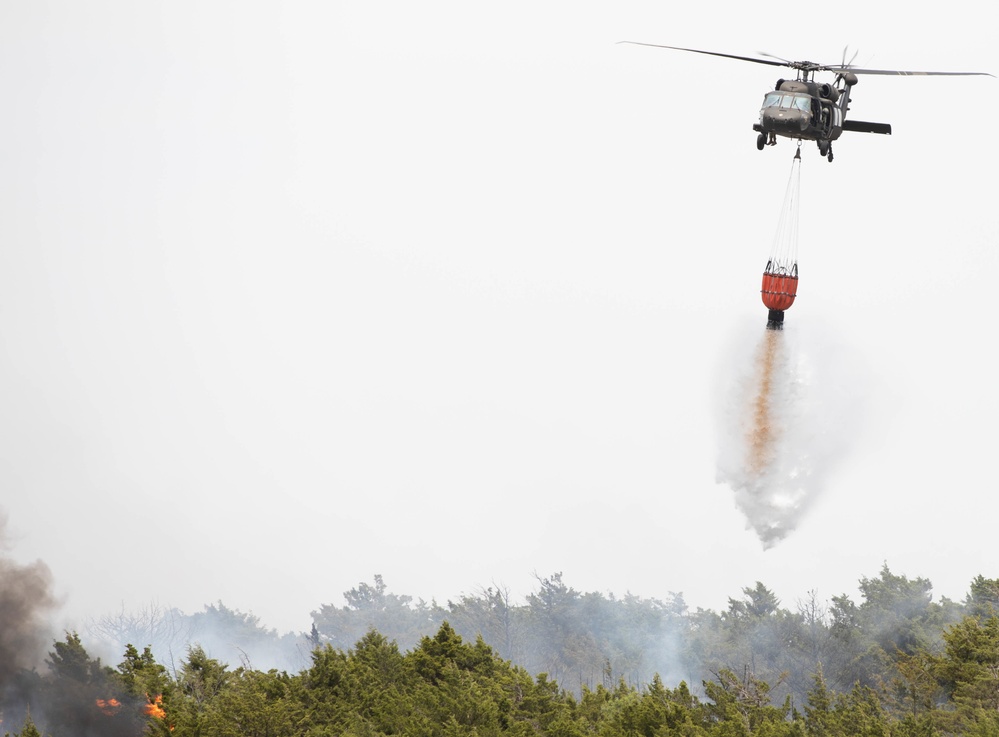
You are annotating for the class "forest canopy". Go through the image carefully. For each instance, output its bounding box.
[3,566,999,736]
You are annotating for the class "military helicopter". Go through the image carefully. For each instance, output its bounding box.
[620,42,994,161]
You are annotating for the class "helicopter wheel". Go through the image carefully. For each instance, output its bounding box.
[818,140,829,156]
[756,133,766,151]
[827,150,834,162]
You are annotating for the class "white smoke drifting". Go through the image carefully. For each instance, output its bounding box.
[714,318,861,548]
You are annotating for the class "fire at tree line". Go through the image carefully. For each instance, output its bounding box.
[3,568,999,736]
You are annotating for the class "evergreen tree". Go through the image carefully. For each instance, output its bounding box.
[41,632,144,737]
[804,664,834,737]
[966,576,999,619]
[312,575,440,652]
[7,713,43,737]
[929,613,999,734]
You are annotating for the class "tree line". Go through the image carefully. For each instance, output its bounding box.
[4,565,992,735]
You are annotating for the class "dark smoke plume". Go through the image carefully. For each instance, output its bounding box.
[0,512,57,689]
[1,513,148,736]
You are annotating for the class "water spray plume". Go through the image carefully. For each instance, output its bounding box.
[748,330,779,476]
[714,321,861,547]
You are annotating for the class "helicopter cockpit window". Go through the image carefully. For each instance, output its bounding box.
[790,95,811,112]
[762,92,811,112]
[763,92,782,108]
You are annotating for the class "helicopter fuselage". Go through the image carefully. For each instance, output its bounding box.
[753,74,890,160]
[619,41,991,162]
[754,79,847,140]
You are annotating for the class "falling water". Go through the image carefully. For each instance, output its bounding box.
[748,329,780,476]
[714,320,860,548]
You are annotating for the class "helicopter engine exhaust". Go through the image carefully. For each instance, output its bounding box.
[817,83,839,101]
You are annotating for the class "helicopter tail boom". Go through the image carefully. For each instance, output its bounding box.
[841,119,892,135]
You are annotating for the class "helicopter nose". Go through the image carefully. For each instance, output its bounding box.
[762,109,809,132]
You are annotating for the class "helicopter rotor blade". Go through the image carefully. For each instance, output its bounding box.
[618,41,995,78]
[618,41,787,69]
[758,51,795,65]
[831,66,995,77]
[839,46,858,68]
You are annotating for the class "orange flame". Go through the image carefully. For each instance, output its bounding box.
[95,697,122,716]
[144,693,167,719]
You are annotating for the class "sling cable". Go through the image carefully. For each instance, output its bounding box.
[761,146,801,330]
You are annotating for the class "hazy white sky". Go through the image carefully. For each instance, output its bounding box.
[1,1,996,635]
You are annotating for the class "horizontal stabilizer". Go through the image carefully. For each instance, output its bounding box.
[842,119,892,135]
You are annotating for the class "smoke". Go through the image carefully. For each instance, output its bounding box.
[714,318,860,548]
[86,600,313,674]
[0,512,57,690]
[0,511,58,733]
[0,511,157,735]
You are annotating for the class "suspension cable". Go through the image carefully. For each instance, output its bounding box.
[767,147,801,276]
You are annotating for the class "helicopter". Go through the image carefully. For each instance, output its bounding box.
[620,42,994,161]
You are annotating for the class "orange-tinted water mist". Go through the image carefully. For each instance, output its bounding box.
[747,329,779,476]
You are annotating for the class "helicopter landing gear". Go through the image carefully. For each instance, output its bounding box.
[756,132,778,150]
[818,139,834,162]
